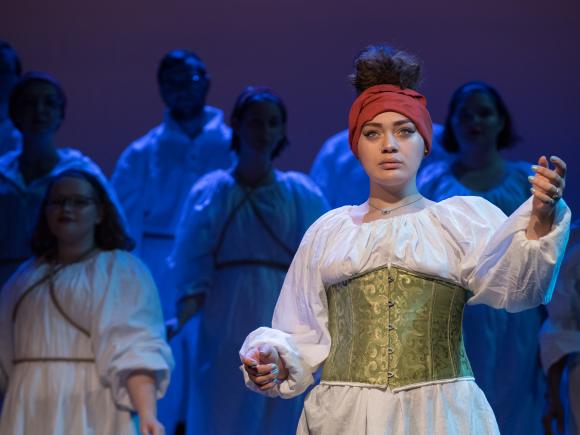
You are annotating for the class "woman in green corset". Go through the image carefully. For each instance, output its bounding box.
[239,44,571,435]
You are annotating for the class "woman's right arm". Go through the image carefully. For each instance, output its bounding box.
[240,217,332,399]
[169,174,225,329]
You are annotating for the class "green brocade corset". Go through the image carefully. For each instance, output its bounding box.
[321,265,473,390]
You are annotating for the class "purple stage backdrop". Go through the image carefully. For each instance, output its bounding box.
[2,0,579,212]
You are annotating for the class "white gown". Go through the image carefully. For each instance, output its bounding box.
[0,118,20,157]
[170,169,329,435]
[111,107,234,320]
[309,124,446,208]
[0,148,114,289]
[0,250,174,435]
[417,158,546,434]
[540,221,580,435]
[240,196,570,435]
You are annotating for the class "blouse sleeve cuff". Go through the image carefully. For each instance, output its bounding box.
[520,197,571,306]
[107,350,174,410]
[507,196,570,234]
[468,197,571,311]
[239,327,313,399]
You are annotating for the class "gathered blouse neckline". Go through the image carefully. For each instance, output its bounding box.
[346,198,439,227]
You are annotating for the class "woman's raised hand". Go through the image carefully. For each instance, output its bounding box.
[241,344,288,391]
[526,155,567,240]
[529,155,567,216]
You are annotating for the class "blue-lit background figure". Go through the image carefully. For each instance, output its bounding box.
[418,81,546,435]
[171,86,328,435]
[111,49,234,434]
[0,40,21,157]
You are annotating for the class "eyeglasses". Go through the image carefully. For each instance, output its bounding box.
[46,196,99,210]
[160,71,209,89]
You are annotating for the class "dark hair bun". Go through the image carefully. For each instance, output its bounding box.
[350,44,422,94]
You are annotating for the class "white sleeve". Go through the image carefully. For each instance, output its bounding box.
[309,138,335,199]
[91,252,174,410]
[416,161,448,201]
[462,196,571,312]
[110,144,147,242]
[309,132,348,208]
[239,218,332,399]
[287,172,330,237]
[168,175,225,300]
[539,245,580,372]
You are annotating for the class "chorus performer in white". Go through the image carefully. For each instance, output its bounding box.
[0,169,173,435]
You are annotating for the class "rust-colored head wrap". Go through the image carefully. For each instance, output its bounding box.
[348,84,433,157]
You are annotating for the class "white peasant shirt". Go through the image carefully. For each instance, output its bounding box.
[241,196,570,435]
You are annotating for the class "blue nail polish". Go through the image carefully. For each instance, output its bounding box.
[532,165,540,171]
[528,176,535,182]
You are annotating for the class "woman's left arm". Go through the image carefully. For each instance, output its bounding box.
[461,156,571,311]
[527,155,567,240]
[91,252,173,414]
[127,370,164,435]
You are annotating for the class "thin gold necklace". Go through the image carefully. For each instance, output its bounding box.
[367,196,423,215]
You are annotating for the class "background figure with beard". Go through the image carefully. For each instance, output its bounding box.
[111,49,234,434]
[0,169,173,435]
[0,72,112,289]
[540,219,580,435]
[239,44,570,435]
[0,41,22,156]
[170,87,328,435]
[417,81,544,435]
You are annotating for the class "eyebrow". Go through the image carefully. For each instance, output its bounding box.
[363,118,415,128]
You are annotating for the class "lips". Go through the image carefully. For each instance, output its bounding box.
[57,216,75,223]
[379,160,403,170]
